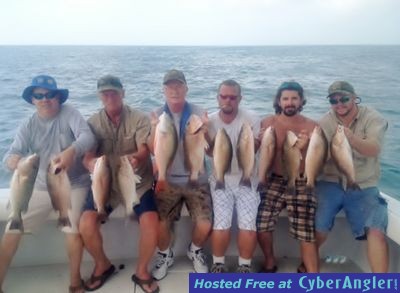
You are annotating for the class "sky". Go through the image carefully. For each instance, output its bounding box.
[0,0,399,45]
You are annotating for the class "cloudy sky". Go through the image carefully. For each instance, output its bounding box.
[1,0,399,45]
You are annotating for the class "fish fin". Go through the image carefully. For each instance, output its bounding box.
[8,219,23,232]
[133,174,142,184]
[239,177,252,189]
[287,184,296,196]
[215,180,225,190]
[203,140,209,150]
[155,180,168,194]
[58,217,72,228]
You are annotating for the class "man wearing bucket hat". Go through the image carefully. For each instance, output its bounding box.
[315,81,389,272]
[80,75,159,292]
[0,75,96,293]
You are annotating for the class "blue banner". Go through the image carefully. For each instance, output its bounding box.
[189,273,399,293]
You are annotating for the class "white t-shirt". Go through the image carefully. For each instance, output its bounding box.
[208,108,260,187]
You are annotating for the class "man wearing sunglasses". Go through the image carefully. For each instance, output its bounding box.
[257,81,319,274]
[0,75,96,293]
[207,79,260,273]
[315,81,389,272]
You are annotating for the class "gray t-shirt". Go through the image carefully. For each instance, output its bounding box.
[208,108,260,187]
[3,104,96,190]
[154,103,208,186]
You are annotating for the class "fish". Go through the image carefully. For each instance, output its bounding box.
[213,128,233,190]
[184,114,209,187]
[154,112,178,193]
[237,122,255,188]
[118,155,141,217]
[257,126,276,191]
[91,155,111,222]
[283,130,302,195]
[305,126,328,194]
[47,159,72,229]
[8,154,40,232]
[331,124,360,190]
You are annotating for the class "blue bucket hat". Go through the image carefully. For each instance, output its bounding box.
[22,75,69,104]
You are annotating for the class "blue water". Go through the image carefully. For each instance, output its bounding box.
[0,46,399,198]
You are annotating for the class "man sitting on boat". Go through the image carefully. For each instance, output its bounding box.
[0,75,96,293]
[80,75,159,293]
[315,81,389,272]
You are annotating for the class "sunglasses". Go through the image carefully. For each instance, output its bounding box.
[219,94,239,101]
[329,96,351,105]
[32,92,58,100]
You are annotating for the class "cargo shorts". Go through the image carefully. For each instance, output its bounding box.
[155,182,212,223]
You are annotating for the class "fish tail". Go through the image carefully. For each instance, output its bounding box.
[97,212,108,224]
[8,218,23,232]
[287,183,296,196]
[347,182,361,191]
[239,177,252,189]
[188,179,199,188]
[58,217,72,228]
[305,183,315,195]
[257,182,266,192]
[155,180,168,194]
[215,180,225,190]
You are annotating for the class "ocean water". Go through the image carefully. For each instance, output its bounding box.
[0,46,399,198]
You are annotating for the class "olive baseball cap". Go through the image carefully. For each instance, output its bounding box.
[97,75,123,92]
[163,69,186,85]
[327,81,356,97]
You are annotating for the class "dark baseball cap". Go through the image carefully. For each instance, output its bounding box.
[97,75,123,92]
[163,69,186,85]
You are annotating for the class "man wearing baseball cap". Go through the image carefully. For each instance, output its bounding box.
[315,81,389,272]
[80,75,159,292]
[148,69,212,280]
[0,75,96,293]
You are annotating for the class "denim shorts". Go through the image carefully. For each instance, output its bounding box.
[83,188,158,218]
[315,181,388,240]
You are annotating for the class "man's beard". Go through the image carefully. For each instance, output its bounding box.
[282,106,298,116]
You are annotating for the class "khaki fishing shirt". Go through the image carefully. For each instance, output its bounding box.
[319,105,388,189]
[88,105,153,208]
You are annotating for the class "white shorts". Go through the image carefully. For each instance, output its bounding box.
[5,187,88,235]
[210,177,260,231]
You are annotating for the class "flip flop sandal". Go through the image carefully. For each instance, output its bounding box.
[131,274,160,293]
[84,264,116,291]
[259,265,278,273]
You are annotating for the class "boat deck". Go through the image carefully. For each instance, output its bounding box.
[3,256,362,293]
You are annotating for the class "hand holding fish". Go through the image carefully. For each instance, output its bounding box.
[126,154,139,169]
[295,129,310,150]
[53,146,76,171]
[6,154,22,171]
[342,126,355,145]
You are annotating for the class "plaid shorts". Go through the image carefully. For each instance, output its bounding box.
[256,174,317,242]
[155,182,212,223]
